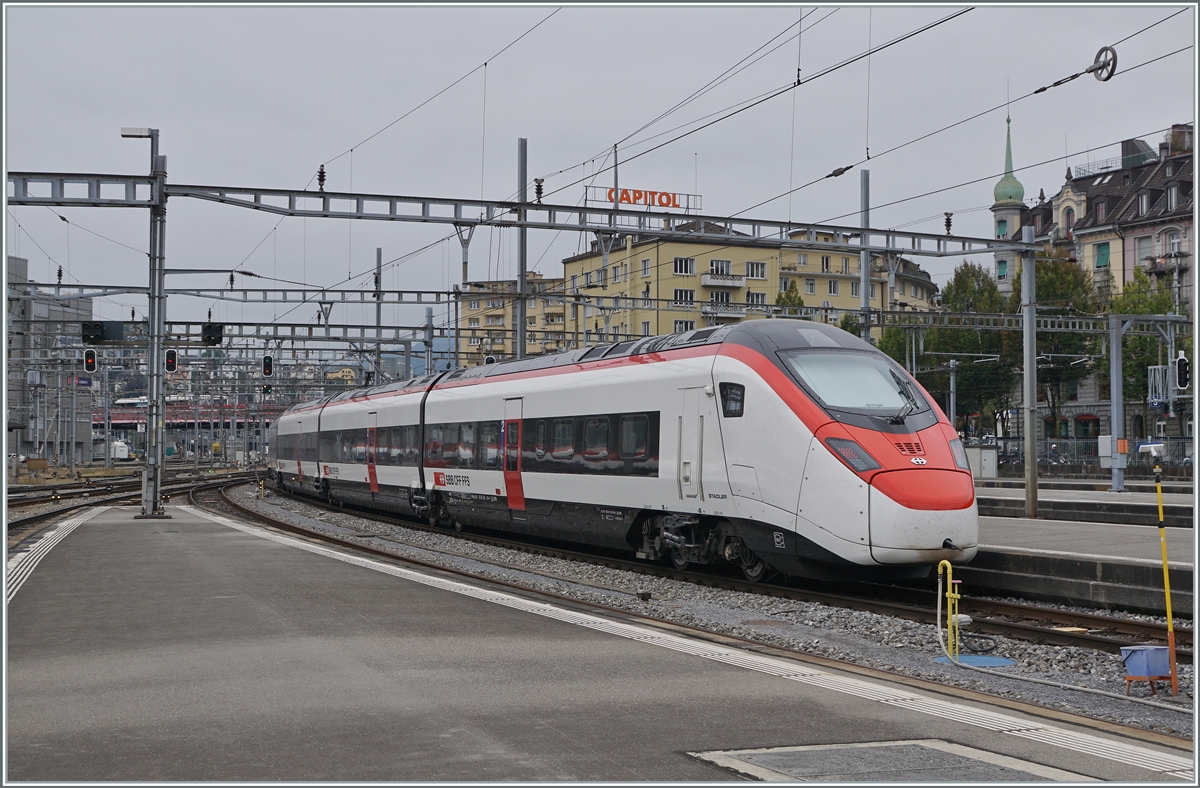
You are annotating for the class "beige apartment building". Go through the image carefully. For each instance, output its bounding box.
[457,272,568,365]
[451,229,937,365]
[559,224,936,345]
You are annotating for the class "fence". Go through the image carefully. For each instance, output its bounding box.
[995,437,1193,466]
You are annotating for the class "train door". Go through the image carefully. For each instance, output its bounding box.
[679,387,704,500]
[504,398,526,517]
[366,412,379,494]
[295,420,305,483]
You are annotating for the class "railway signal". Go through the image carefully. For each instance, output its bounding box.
[262,384,272,395]
[164,349,178,373]
[1176,352,1190,389]
[262,355,273,377]
[201,322,224,346]
[83,349,97,373]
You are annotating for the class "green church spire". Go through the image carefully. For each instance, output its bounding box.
[993,115,1025,205]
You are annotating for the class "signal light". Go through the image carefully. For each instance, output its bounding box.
[165,349,178,373]
[262,384,272,395]
[262,355,273,377]
[1177,353,1190,390]
[84,349,97,373]
[81,321,106,344]
[201,323,224,346]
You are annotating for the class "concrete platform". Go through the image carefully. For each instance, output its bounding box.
[6,505,1191,782]
[964,517,1194,616]
[977,486,1194,528]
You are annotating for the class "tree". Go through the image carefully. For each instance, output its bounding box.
[920,261,1016,435]
[837,314,861,337]
[1006,246,1097,438]
[1096,267,1175,434]
[775,281,804,313]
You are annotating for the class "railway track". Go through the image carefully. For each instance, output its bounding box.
[211,481,1192,663]
[7,467,238,509]
[6,472,257,546]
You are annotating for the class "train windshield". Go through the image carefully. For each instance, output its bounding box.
[780,350,926,416]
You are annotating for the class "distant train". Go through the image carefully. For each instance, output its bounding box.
[269,321,977,581]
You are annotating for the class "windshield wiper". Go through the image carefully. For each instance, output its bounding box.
[887,370,918,424]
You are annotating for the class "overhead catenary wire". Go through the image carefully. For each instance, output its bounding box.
[735,44,1193,221]
[538,7,972,204]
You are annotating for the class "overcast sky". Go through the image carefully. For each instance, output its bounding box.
[5,3,1196,332]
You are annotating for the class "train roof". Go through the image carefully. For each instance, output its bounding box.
[279,319,873,417]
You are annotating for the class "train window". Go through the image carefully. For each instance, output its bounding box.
[352,431,368,463]
[552,419,575,459]
[535,421,547,459]
[619,415,648,459]
[374,429,388,465]
[505,422,520,472]
[719,383,745,418]
[457,423,476,468]
[302,433,318,462]
[781,350,920,415]
[427,425,444,459]
[479,422,501,468]
[584,418,609,460]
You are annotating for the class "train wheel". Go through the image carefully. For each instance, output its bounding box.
[669,549,690,570]
[740,550,770,583]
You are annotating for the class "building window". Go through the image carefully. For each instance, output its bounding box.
[641,287,652,308]
[710,290,731,304]
[486,315,504,325]
[779,277,790,293]
[1138,193,1149,215]
[1156,418,1167,437]
[641,258,650,277]
[674,320,695,333]
[1094,242,1110,269]
[598,268,607,286]
[828,280,839,296]
[821,255,831,273]
[798,253,808,267]
[468,318,480,328]
[897,281,905,295]
[611,265,621,283]
[870,283,876,300]
[641,321,651,337]
[1167,186,1178,211]
[584,272,592,287]
[996,219,1007,239]
[804,278,816,295]
[468,300,480,310]
[673,257,695,276]
[850,281,860,298]
[1168,232,1182,254]
[1034,214,1043,234]
[1095,200,1107,222]
[1135,236,1153,267]
[672,289,695,305]
[746,261,766,279]
[746,292,766,307]
[710,259,731,275]
[1063,207,1075,231]
[840,257,849,275]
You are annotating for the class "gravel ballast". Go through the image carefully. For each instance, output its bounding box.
[227,487,1195,740]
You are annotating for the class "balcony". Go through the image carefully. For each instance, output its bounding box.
[701,303,747,320]
[701,273,746,288]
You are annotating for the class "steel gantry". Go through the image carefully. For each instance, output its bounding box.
[8,150,1037,517]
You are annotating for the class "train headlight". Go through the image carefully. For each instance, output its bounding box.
[824,438,881,473]
[948,438,970,470]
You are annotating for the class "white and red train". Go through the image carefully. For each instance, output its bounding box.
[268,321,977,581]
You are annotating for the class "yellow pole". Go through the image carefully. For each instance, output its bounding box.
[1155,462,1179,696]
[938,560,959,660]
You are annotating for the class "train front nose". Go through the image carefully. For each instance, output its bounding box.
[867,468,978,564]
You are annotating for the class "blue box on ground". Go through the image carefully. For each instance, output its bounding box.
[1120,645,1170,677]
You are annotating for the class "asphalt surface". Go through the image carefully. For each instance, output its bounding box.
[980,516,1195,566]
[6,506,1190,781]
